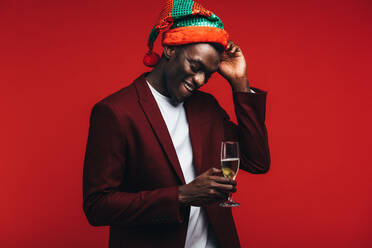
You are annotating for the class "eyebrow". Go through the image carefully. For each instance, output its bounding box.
[188,58,218,73]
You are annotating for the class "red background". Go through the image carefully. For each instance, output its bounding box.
[1,0,371,247]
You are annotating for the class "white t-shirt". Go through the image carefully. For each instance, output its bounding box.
[147,81,218,248]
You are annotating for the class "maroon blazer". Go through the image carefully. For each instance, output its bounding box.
[83,74,270,248]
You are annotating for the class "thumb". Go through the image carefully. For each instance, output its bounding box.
[206,167,221,175]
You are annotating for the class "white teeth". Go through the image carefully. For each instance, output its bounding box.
[184,83,193,92]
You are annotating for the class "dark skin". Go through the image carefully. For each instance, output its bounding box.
[146,41,251,206]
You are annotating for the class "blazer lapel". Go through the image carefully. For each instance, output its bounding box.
[134,75,186,184]
[184,95,203,175]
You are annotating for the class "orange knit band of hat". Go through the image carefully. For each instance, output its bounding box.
[162,26,228,48]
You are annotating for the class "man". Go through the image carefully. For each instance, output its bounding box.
[83,0,270,247]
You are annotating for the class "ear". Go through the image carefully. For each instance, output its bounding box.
[163,46,176,60]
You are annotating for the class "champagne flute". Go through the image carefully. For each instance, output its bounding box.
[219,141,240,207]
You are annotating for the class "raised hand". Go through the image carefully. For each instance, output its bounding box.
[218,40,250,92]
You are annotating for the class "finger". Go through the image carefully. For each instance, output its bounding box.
[205,167,222,175]
[215,185,237,195]
[217,191,229,199]
[227,40,235,47]
[211,182,236,192]
[225,44,231,53]
[235,45,242,53]
[208,188,229,199]
[226,41,234,51]
[209,175,237,185]
[210,167,222,175]
[230,45,237,54]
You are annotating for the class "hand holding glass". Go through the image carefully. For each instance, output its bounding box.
[219,141,240,207]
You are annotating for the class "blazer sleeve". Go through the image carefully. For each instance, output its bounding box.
[82,103,185,228]
[217,87,271,174]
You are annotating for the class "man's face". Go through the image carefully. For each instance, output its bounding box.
[163,43,221,105]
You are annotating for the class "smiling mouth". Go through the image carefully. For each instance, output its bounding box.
[184,82,195,92]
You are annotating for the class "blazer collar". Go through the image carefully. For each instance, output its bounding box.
[133,74,205,183]
[134,74,186,184]
[184,96,204,175]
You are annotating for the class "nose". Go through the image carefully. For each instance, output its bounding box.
[193,72,206,88]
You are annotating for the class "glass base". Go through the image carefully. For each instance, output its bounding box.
[219,201,240,207]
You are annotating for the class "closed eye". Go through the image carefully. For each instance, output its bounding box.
[190,63,200,73]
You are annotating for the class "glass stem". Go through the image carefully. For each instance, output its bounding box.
[228,192,233,202]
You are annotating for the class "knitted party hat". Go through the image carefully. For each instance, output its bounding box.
[143,0,229,67]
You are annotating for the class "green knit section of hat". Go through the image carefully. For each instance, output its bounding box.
[170,13,224,30]
[149,27,159,43]
[169,0,224,30]
[172,0,193,18]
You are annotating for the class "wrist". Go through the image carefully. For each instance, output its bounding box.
[229,77,250,92]
[178,185,187,206]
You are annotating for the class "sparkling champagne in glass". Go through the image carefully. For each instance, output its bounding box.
[219,141,240,207]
